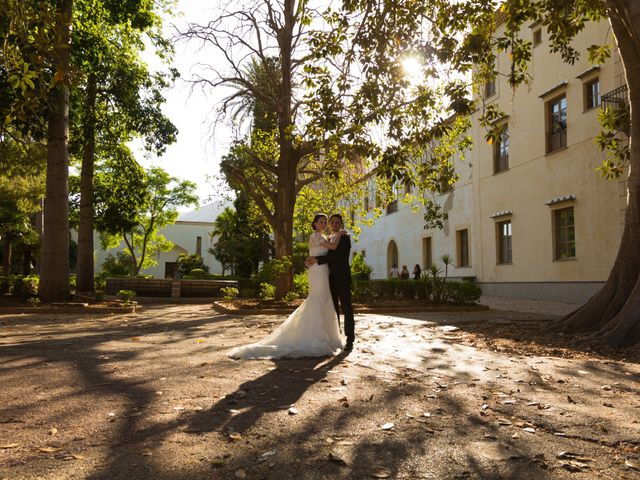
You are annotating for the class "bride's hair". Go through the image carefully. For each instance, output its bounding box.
[311,213,328,231]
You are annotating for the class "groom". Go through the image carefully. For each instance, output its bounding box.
[306,214,355,352]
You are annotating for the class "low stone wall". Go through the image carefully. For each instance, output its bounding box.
[106,278,173,297]
[478,281,602,304]
[180,279,237,297]
[106,278,238,298]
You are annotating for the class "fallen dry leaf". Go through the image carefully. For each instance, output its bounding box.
[48,427,58,436]
[625,459,640,471]
[560,460,590,472]
[469,441,524,461]
[229,432,242,441]
[235,468,247,479]
[381,422,394,430]
[288,407,299,415]
[556,452,592,462]
[328,452,347,465]
[39,447,62,453]
[0,444,19,449]
[370,468,392,478]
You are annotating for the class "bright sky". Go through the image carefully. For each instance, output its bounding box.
[133,0,233,208]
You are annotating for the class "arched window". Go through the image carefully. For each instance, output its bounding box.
[387,240,399,276]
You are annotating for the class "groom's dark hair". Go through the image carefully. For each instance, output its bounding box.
[329,213,343,224]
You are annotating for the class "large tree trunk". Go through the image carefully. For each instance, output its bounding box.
[555,0,640,346]
[2,235,12,276]
[271,0,296,300]
[34,199,43,274]
[272,211,294,299]
[76,72,97,293]
[39,0,73,302]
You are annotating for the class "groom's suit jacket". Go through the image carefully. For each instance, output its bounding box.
[316,234,352,291]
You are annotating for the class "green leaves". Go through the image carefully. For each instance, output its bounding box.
[587,43,611,65]
[595,106,630,180]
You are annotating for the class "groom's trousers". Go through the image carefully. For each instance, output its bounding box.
[330,283,355,343]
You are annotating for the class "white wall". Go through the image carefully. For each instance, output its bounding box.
[354,158,475,280]
[88,220,223,278]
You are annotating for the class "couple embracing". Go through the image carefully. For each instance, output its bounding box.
[229,213,355,360]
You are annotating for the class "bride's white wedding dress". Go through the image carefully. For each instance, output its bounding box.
[228,232,343,359]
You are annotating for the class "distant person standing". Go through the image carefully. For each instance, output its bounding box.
[400,265,410,279]
[389,264,400,279]
[412,264,422,280]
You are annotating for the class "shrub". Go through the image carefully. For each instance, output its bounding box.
[237,277,260,297]
[99,252,134,278]
[220,286,239,301]
[177,254,209,277]
[8,275,25,296]
[283,291,300,302]
[292,241,309,274]
[351,253,373,281]
[259,282,276,300]
[0,276,10,294]
[116,289,136,304]
[21,275,39,298]
[6,274,39,298]
[189,268,208,278]
[447,280,482,304]
[252,257,292,285]
[94,275,106,290]
[352,279,424,302]
[26,297,41,305]
[424,264,448,303]
[293,271,309,298]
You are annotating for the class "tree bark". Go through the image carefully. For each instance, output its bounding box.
[2,235,12,276]
[34,199,43,274]
[38,0,73,302]
[556,0,640,346]
[76,72,97,293]
[270,0,297,299]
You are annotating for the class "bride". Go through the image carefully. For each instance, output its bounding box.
[229,214,344,359]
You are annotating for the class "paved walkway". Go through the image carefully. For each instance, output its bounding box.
[1,304,638,480]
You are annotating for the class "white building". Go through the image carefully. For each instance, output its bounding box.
[91,202,228,278]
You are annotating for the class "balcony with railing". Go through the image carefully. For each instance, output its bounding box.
[601,84,628,109]
[601,84,629,135]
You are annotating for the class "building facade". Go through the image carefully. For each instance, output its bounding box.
[354,19,627,304]
[90,202,227,278]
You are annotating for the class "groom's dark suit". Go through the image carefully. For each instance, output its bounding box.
[316,235,355,346]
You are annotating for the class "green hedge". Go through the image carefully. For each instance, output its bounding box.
[447,280,482,304]
[237,277,260,297]
[182,273,240,280]
[0,274,39,298]
[352,278,481,304]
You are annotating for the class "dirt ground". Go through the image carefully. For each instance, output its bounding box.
[1,304,639,480]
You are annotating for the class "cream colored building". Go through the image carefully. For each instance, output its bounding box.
[89,202,227,278]
[355,18,626,303]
